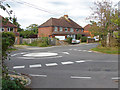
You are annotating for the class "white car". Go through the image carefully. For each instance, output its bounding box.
[72,39,80,44]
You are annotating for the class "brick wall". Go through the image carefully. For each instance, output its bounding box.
[38,27,53,37]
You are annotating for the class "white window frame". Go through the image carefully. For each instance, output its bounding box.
[70,28,73,32]
[54,26,58,32]
[2,28,4,32]
[59,27,63,32]
[7,27,11,32]
[65,27,68,32]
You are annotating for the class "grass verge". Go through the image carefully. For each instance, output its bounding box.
[91,46,120,54]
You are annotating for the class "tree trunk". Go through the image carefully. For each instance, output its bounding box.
[106,32,110,47]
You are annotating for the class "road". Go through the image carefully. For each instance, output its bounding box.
[5,43,118,88]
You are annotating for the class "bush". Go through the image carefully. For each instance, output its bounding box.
[77,34,82,40]
[65,37,72,44]
[2,78,26,90]
[37,42,48,47]
[81,37,87,42]
[2,32,15,60]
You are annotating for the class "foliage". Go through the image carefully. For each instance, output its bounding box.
[91,46,120,54]
[65,37,72,44]
[2,32,15,60]
[20,30,36,38]
[76,34,82,40]
[88,0,118,47]
[26,24,38,34]
[23,37,50,47]
[2,77,26,90]
[81,37,87,42]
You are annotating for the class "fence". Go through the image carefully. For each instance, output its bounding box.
[19,37,56,45]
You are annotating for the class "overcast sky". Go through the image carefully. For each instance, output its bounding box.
[0,0,119,29]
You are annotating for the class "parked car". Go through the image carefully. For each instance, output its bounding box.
[72,39,80,44]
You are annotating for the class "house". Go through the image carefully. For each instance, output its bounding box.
[84,24,99,41]
[38,15,85,40]
[0,15,20,44]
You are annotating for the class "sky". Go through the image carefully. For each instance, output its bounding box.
[0,0,119,29]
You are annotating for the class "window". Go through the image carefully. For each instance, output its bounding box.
[70,28,73,32]
[2,28,4,32]
[65,27,68,32]
[81,29,84,32]
[59,27,63,32]
[54,26,58,32]
[76,29,79,32]
[7,27,10,32]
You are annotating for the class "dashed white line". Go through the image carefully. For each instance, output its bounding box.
[71,76,91,79]
[29,74,47,77]
[61,61,74,65]
[88,51,92,52]
[75,60,86,63]
[83,50,87,52]
[29,64,42,68]
[78,50,82,51]
[62,52,70,55]
[73,49,77,51]
[69,49,72,50]
[46,63,58,66]
[13,66,25,69]
[111,77,120,80]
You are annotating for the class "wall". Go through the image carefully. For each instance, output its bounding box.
[38,27,53,37]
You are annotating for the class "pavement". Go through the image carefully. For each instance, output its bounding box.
[5,43,118,88]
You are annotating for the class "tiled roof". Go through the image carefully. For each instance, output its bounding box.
[39,16,83,29]
[84,24,91,31]
[0,15,17,28]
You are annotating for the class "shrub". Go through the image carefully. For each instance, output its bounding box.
[77,34,82,40]
[37,42,48,47]
[81,37,87,42]
[66,37,72,44]
[2,32,15,60]
[2,78,26,90]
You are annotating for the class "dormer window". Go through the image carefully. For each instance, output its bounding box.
[54,26,58,32]
[59,27,63,32]
[76,29,79,32]
[70,28,73,32]
[65,27,68,32]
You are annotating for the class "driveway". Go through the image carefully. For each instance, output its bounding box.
[5,43,118,88]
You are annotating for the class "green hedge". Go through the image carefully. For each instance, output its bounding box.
[81,37,87,42]
[2,32,15,60]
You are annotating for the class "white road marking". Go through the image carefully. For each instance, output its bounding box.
[78,50,82,51]
[88,51,92,52]
[61,61,74,65]
[69,49,72,50]
[29,74,47,77]
[23,52,58,57]
[75,60,86,63]
[71,76,91,79]
[13,66,25,69]
[29,64,42,68]
[17,56,62,59]
[11,54,17,56]
[62,52,70,55]
[46,63,58,66]
[83,50,87,52]
[111,77,120,80]
[74,49,77,50]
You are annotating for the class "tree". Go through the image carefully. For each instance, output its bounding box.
[88,0,118,47]
[26,24,38,34]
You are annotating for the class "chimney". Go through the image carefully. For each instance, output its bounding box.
[64,15,68,18]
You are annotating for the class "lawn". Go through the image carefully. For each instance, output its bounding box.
[91,46,120,54]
